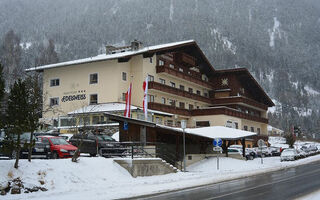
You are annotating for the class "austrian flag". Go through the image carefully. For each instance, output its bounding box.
[124,83,132,118]
[143,76,149,120]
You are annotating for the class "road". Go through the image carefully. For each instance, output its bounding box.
[134,160,320,200]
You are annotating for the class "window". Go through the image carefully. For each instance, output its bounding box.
[189,104,194,110]
[122,93,126,101]
[179,68,183,72]
[50,79,60,87]
[188,88,193,93]
[257,128,261,135]
[169,64,174,69]
[235,122,239,129]
[89,73,98,84]
[247,144,251,148]
[50,97,59,106]
[169,99,176,107]
[161,97,166,104]
[155,117,162,124]
[79,117,90,125]
[204,92,208,97]
[92,116,100,124]
[90,94,98,104]
[179,85,185,91]
[179,102,185,109]
[159,60,164,66]
[166,120,173,126]
[244,126,248,131]
[122,72,127,81]
[250,127,254,132]
[196,121,210,127]
[196,90,201,95]
[159,78,166,85]
[149,57,153,63]
[148,75,154,82]
[147,95,154,103]
[170,82,176,88]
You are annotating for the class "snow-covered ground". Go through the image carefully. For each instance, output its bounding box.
[2,153,320,200]
[300,189,320,200]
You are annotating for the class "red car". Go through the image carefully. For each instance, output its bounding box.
[38,136,78,159]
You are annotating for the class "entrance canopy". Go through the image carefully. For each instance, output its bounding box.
[156,125,256,140]
[106,113,256,141]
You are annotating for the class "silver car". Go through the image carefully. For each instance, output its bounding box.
[280,148,298,161]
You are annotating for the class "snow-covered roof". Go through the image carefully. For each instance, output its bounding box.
[26,40,195,71]
[157,125,256,140]
[68,102,173,116]
[68,103,139,115]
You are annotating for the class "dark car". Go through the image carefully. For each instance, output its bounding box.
[69,133,123,157]
[1,132,51,159]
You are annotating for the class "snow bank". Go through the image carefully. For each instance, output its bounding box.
[2,154,320,200]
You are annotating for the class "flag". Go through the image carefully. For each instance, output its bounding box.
[143,76,149,120]
[124,83,132,118]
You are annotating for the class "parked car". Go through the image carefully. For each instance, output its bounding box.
[270,147,281,156]
[280,148,298,161]
[69,133,123,157]
[38,136,78,159]
[1,132,51,159]
[255,146,272,157]
[228,148,254,160]
[59,133,74,142]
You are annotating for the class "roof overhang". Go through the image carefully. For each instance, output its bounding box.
[25,40,215,76]
[105,113,256,140]
[215,68,275,107]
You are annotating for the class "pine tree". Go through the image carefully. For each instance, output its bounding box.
[25,74,42,162]
[0,63,5,128]
[0,30,22,87]
[6,79,29,169]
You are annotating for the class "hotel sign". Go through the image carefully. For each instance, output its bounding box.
[61,90,86,103]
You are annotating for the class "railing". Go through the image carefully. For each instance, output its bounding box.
[212,96,268,110]
[100,142,182,170]
[148,81,212,104]
[191,107,269,124]
[148,102,191,116]
[148,102,268,123]
[156,65,213,89]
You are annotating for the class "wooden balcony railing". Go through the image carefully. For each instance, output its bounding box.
[212,96,268,110]
[148,102,268,124]
[191,107,269,124]
[148,102,191,116]
[156,65,213,89]
[148,81,212,104]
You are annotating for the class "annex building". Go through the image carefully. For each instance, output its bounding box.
[26,40,274,146]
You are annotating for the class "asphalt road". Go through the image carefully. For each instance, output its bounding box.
[135,160,320,200]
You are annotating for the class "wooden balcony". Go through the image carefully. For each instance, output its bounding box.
[191,107,269,124]
[212,96,268,110]
[156,65,213,89]
[148,81,212,104]
[148,102,191,116]
[173,52,196,66]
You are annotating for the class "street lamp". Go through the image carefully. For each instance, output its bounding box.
[181,120,187,172]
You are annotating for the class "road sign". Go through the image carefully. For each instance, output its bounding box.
[123,121,128,131]
[213,147,222,152]
[213,138,222,147]
[258,139,265,147]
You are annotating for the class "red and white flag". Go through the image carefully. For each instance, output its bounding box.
[143,76,149,120]
[124,83,132,118]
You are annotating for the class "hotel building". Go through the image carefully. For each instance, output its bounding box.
[27,40,274,139]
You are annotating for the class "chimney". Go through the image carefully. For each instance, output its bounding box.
[131,40,143,51]
[105,45,117,55]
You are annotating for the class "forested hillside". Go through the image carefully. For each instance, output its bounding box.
[0,0,319,135]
